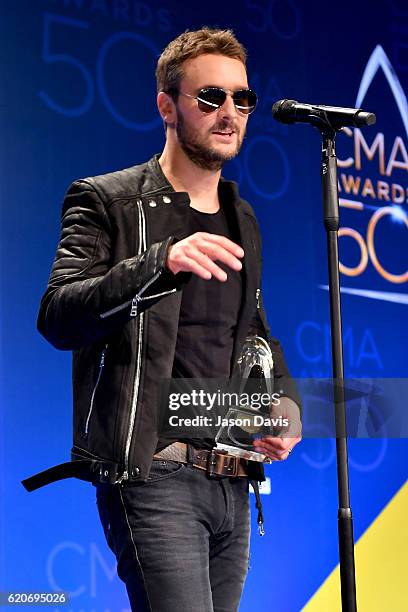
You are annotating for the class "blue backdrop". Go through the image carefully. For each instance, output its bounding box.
[2,1,407,611]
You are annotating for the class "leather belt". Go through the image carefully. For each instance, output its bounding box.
[153,442,248,478]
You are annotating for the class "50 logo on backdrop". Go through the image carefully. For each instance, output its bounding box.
[336,46,408,301]
[38,11,293,201]
[39,12,165,130]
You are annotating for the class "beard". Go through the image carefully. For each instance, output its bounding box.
[175,107,245,171]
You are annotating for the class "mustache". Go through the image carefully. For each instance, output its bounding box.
[210,121,239,133]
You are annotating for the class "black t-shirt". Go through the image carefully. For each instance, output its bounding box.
[156,201,242,451]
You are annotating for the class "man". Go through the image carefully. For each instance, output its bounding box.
[23,28,301,612]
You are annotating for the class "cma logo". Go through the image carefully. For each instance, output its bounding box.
[296,320,383,376]
[45,541,128,608]
[327,46,408,304]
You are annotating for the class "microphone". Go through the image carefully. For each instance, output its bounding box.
[272,99,376,129]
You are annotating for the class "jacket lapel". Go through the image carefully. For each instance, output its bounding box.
[219,180,258,368]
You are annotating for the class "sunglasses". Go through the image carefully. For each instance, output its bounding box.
[177,87,258,115]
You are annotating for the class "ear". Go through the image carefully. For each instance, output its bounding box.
[157,91,177,128]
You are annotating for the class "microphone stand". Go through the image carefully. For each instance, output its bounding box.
[318,121,357,612]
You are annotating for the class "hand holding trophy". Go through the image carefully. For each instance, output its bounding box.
[252,395,302,461]
[213,336,274,460]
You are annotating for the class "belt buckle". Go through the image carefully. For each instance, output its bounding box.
[224,454,239,477]
[207,451,238,478]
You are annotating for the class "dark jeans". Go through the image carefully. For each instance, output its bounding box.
[95,459,251,612]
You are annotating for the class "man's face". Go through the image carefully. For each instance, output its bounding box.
[174,54,250,171]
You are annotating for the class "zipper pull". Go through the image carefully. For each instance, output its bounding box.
[100,345,107,366]
[256,288,261,309]
[130,297,139,317]
[83,343,108,437]
[115,470,129,484]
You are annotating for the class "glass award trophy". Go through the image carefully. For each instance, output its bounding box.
[214,335,274,462]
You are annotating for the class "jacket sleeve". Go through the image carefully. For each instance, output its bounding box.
[37,180,187,351]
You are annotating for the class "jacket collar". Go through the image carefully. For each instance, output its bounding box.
[145,154,175,193]
[146,154,256,219]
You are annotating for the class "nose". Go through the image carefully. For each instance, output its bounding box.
[218,92,239,121]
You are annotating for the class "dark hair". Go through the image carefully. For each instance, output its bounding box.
[156,27,247,101]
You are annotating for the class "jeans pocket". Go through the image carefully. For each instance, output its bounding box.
[146,459,185,483]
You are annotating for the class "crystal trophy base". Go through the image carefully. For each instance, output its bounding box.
[214,442,268,462]
[214,405,272,463]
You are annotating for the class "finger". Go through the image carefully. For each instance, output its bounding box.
[278,436,302,451]
[185,246,228,282]
[253,440,293,461]
[177,254,212,280]
[196,233,244,258]
[262,445,290,459]
[255,446,289,461]
[253,438,289,453]
[256,435,301,449]
[196,240,243,272]
[255,436,301,462]
[253,436,288,452]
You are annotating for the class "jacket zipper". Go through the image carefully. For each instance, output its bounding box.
[128,269,177,317]
[99,236,176,320]
[84,343,108,436]
[98,197,176,482]
[118,199,147,482]
[256,288,261,309]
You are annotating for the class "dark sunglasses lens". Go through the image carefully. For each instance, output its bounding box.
[233,90,257,114]
[197,88,227,112]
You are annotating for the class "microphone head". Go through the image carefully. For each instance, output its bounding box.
[272,99,298,124]
[355,111,376,127]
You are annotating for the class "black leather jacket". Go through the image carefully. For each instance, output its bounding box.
[23,154,297,491]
